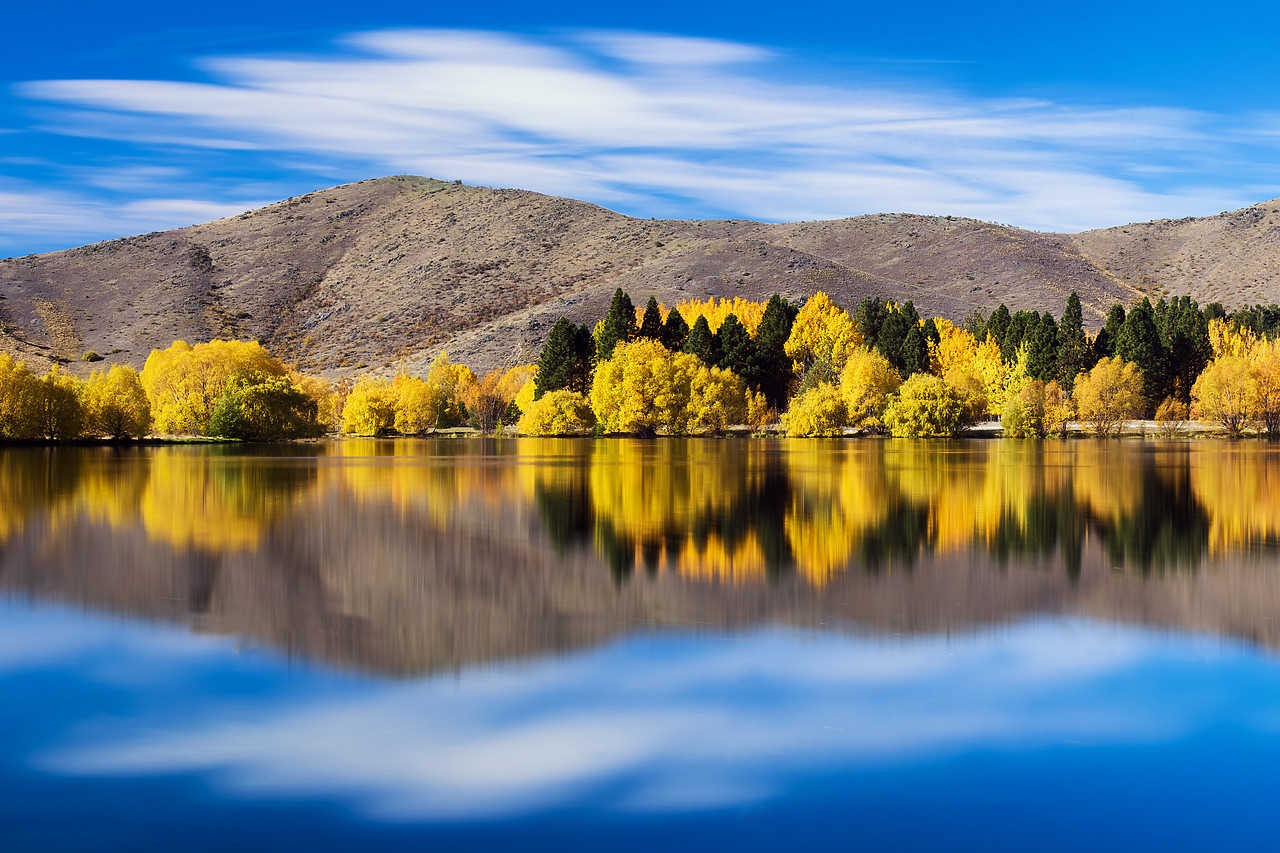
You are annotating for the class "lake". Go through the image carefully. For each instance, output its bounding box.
[5,438,1280,850]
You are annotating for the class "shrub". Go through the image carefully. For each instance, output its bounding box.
[1153,396,1189,438]
[781,383,848,437]
[1073,356,1144,437]
[1001,380,1046,438]
[882,374,967,438]
[840,347,900,432]
[517,390,595,435]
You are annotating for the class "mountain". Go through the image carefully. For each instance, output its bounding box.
[1,174,1278,377]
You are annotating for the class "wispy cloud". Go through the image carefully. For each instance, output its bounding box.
[6,28,1279,252]
[35,620,1258,821]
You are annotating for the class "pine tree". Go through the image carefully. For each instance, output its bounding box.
[638,296,664,341]
[684,315,719,366]
[855,297,887,351]
[922,317,941,346]
[661,308,689,351]
[716,313,754,376]
[1164,297,1211,403]
[876,309,910,371]
[535,318,581,400]
[1115,298,1165,407]
[745,294,796,411]
[1001,311,1036,363]
[900,324,930,378]
[596,288,637,361]
[1095,304,1125,360]
[986,304,1011,347]
[571,324,596,394]
[1056,292,1089,390]
[1025,314,1059,382]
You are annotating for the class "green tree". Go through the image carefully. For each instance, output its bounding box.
[683,315,719,366]
[876,309,910,371]
[661,308,689,351]
[1163,296,1211,403]
[637,296,664,341]
[1025,314,1059,382]
[595,288,637,360]
[854,297,887,350]
[986,304,1011,348]
[900,324,930,377]
[1056,292,1090,390]
[1094,303,1126,361]
[210,372,322,440]
[744,294,795,411]
[536,318,587,400]
[1115,298,1165,408]
[716,313,754,377]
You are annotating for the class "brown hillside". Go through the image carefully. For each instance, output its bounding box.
[2,174,1275,378]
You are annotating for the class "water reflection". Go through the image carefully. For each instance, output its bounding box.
[4,439,1280,672]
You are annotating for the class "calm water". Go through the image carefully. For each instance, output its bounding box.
[5,438,1280,850]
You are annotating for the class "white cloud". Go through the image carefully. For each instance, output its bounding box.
[9,28,1280,244]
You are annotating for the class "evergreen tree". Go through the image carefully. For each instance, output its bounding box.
[1025,314,1059,382]
[855,297,887,351]
[1002,311,1036,363]
[963,309,988,342]
[1115,298,1166,407]
[535,318,581,400]
[900,324,930,378]
[1096,304,1125,360]
[922,317,941,346]
[1164,296,1211,403]
[745,294,796,411]
[986,304,1011,347]
[876,309,910,371]
[661,308,689,351]
[638,296,664,341]
[716,314,754,376]
[684,315,720,366]
[571,324,597,394]
[1056,292,1089,389]
[901,300,921,326]
[1205,302,1227,323]
[596,288,637,361]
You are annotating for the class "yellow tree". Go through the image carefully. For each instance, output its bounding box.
[84,364,152,439]
[517,390,595,435]
[590,338,699,434]
[1249,341,1280,436]
[141,340,288,435]
[781,383,848,437]
[882,374,967,437]
[674,297,767,335]
[0,353,40,439]
[32,366,85,441]
[784,292,862,373]
[929,319,978,377]
[1191,355,1257,436]
[343,378,397,435]
[1043,380,1074,437]
[1073,357,1144,436]
[840,347,901,431]
[687,365,749,432]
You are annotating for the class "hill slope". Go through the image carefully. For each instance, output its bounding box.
[2,175,1277,376]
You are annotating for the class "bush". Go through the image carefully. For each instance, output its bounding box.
[1001,381,1046,438]
[840,347,900,432]
[781,383,848,437]
[1153,396,1189,437]
[1074,357,1145,437]
[517,390,595,435]
[209,373,323,440]
[882,374,967,437]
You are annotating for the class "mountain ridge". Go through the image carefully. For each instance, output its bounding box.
[2,174,1277,377]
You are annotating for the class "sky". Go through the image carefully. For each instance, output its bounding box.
[3,0,1280,256]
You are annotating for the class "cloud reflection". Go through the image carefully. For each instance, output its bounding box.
[30,617,1255,821]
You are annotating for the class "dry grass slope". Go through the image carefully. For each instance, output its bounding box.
[2,174,1277,377]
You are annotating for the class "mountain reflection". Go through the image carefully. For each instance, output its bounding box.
[2,439,1280,673]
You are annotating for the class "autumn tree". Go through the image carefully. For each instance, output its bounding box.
[141,340,288,435]
[342,378,396,435]
[209,373,322,440]
[781,383,848,437]
[881,374,968,438]
[84,364,152,439]
[0,353,40,439]
[591,339,700,435]
[32,367,84,441]
[1073,357,1144,436]
[1001,380,1046,438]
[688,365,750,432]
[840,347,901,432]
[1191,355,1256,436]
[785,292,861,374]
[517,390,595,435]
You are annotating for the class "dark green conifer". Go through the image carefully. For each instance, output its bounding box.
[876,309,910,371]
[855,297,887,350]
[661,308,689,351]
[745,294,796,410]
[638,296,664,341]
[900,324,930,378]
[1025,314,1059,382]
[986,304,1011,347]
[1096,304,1125,360]
[684,315,719,366]
[922,317,941,346]
[596,288,637,361]
[1056,292,1089,389]
[1115,298,1165,407]
[535,318,581,400]
[716,314,754,376]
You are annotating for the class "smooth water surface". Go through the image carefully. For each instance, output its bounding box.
[5,438,1280,850]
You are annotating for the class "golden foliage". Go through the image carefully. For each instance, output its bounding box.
[781,383,848,437]
[687,365,749,432]
[840,347,901,431]
[783,292,862,371]
[1191,355,1256,436]
[0,353,40,439]
[84,364,151,439]
[517,390,595,435]
[674,297,766,335]
[590,339,701,434]
[882,374,967,437]
[1073,357,1144,436]
[343,378,397,436]
[141,340,287,435]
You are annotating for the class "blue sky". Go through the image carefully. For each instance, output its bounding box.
[3,0,1280,255]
